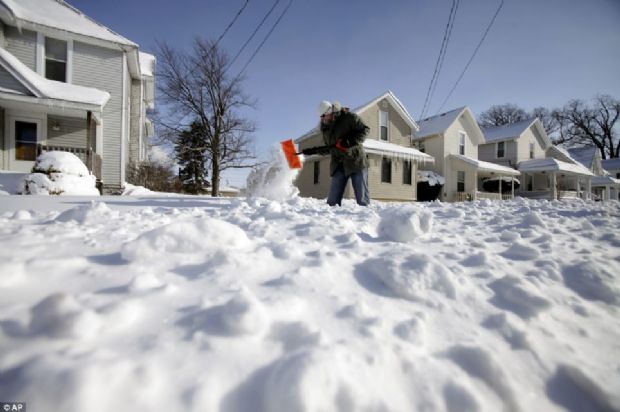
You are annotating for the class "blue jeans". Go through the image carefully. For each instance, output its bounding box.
[327,166,370,206]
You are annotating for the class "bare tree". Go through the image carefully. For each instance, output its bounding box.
[530,106,561,139]
[478,103,528,127]
[157,38,256,196]
[554,95,620,159]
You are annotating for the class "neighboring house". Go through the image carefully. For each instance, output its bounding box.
[568,147,620,201]
[602,158,620,200]
[0,0,155,193]
[413,106,519,202]
[295,91,433,202]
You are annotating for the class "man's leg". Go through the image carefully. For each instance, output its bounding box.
[351,168,370,206]
[327,166,347,206]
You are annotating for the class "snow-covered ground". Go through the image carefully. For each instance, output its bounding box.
[0,193,619,412]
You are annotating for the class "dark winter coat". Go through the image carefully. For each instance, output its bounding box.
[321,111,370,176]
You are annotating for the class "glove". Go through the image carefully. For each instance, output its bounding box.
[335,139,349,153]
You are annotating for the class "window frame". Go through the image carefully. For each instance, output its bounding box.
[529,141,535,159]
[457,171,465,193]
[496,141,505,158]
[458,131,466,155]
[402,160,412,185]
[381,156,392,183]
[379,110,389,141]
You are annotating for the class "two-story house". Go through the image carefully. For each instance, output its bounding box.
[478,118,595,200]
[567,147,619,201]
[413,106,520,202]
[0,0,154,192]
[294,91,433,202]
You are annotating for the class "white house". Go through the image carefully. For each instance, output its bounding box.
[0,0,155,192]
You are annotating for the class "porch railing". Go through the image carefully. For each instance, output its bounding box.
[455,191,513,202]
[36,144,102,182]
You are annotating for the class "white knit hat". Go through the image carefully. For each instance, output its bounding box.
[318,100,333,116]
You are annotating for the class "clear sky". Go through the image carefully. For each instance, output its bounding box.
[70,0,620,187]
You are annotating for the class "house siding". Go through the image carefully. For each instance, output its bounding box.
[0,66,31,94]
[4,27,37,71]
[47,115,87,148]
[478,141,516,167]
[359,98,412,145]
[368,154,416,201]
[129,79,141,164]
[72,41,123,187]
[444,115,478,159]
[294,156,331,199]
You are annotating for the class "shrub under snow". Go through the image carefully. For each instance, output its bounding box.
[20,151,99,196]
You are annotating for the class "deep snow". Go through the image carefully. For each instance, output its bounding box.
[0,194,619,412]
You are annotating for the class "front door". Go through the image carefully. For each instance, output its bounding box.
[8,117,42,172]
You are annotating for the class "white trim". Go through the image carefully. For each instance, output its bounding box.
[120,53,127,182]
[36,32,44,76]
[458,131,466,156]
[496,141,505,159]
[66,39,73,84]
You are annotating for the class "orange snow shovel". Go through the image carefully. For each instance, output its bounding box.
[281,139,337,169]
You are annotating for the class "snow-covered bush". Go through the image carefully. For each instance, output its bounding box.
[20,151,99,196]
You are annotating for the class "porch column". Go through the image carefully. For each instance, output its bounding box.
[551,172,557,200]
[605,186,611,201]
[473,170,478,200]
[586,178,592,200]
[511,177,515,198]
[498,175,503,200]
[576,178,581,199]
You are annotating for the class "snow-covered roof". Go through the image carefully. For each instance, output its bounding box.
[450,154,521,176]
[0,46,110,108]
[415,106,466,139]
[518,158,595,176]
[139,52,155,77]
[566,147,598,170]
[481,118,536,143]
[602,158,620,171]
[0,0,136,47]
[296,90,418,143]
[591,175,620,187]
[363,139,434,163]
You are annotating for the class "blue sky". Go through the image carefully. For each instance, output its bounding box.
[71,0,620,187]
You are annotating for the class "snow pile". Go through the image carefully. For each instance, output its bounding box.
[246,148,299,200]
[20,151,99,196]
[0,171,27,195]
[417,170,446,186]
[121,182,157,196]
[377,206,433,242]
[0,197,619,412]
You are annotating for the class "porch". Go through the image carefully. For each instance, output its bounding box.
[518,158,595,201]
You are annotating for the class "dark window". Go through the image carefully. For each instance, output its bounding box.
[497,141,505,158]
[528,175,533,191]
[617,172,620,179]
[15,121,37,161]
[419,141,425,153]
[457,171,465,192]
[381,157,392,183]
[403,160,412,185]
[459,132,465,155]
[45,37,67,82]
[530,142,534,159]
[313,161,320,184]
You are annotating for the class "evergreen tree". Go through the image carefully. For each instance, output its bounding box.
[175,121,209,194]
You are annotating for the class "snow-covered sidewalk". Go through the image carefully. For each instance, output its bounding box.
[0,196,619,412]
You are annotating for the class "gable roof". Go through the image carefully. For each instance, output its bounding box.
[481,117,552,148]
[450,153,520,176]
[0,0,136,47]
[414,106,484,144]
[0,46,110,108]
[566,147,599,170]
[296,90,418,143]
[602,158,620,171]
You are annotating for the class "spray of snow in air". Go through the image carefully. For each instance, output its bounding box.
[246,146,300,200]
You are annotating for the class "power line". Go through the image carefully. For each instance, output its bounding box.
[213,0,250,49]
[419,0,459,120]
[226,0,281,71]
[235,0,294,79]
[435,0,504,114]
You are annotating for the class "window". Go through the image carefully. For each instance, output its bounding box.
[616,172,620,179]
[15,121,38,161]
[458,132,465,155]
[313,161,320,184]
[497,141,505,158]
[380,110,388,141]
[457,171,465,192]
[45,37,67,82]
[403,160,412,185]
[381,157,392,183]
[417,140,426,153]
[530,142,535,159]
